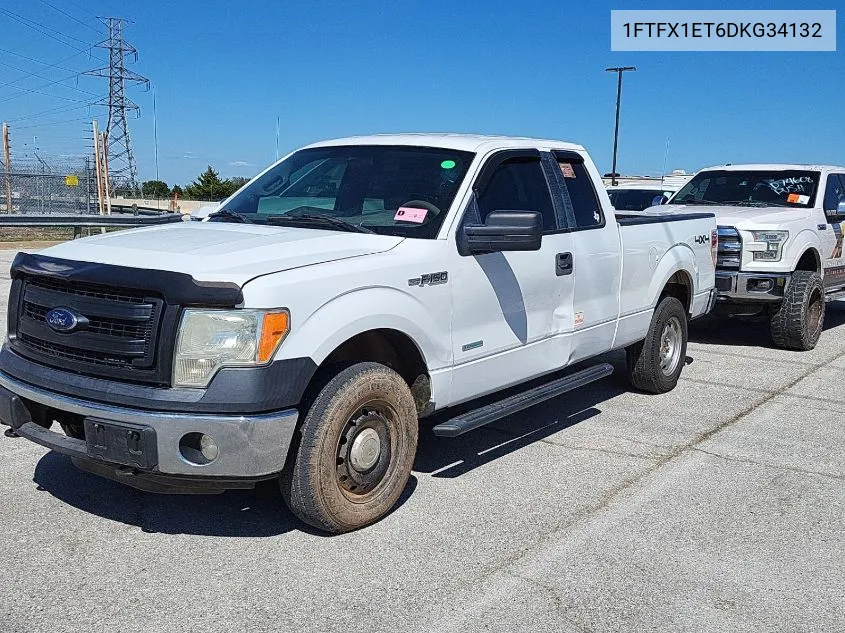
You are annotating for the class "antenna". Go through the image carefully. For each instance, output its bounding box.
[661,137,670,186]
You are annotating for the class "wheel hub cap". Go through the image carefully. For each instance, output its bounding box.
[349,428,381,472]
[659,317,682,376]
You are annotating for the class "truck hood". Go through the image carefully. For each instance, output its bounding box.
[661,204,813,230]
[40,222,403,285]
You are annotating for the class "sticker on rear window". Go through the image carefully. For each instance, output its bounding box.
[787,193,810,204]
[395,207,428,223]
[440,160,456,169]
[559,162,576,178]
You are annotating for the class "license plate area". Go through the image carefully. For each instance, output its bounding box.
[84,417,158,470]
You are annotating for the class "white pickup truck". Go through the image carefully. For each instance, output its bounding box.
[0,134,717,532]
[666,164,845,350]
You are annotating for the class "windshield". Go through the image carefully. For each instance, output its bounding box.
[672,169,820,208]
[607,189,668,211]
[215,145,474,238]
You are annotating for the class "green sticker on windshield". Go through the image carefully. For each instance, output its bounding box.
[440,160,456,169]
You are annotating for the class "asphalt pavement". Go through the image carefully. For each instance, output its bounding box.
[1,247,843,633]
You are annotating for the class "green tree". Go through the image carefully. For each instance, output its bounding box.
[186,166,227,200]
[171,184,183,197]
[142,180,170,198]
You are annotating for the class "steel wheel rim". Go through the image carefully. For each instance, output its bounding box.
[659,316,683,376]
[335,400,395,501]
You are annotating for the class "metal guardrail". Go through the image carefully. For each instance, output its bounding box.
[0,208,186,238]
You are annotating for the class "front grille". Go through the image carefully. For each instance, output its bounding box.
[12,274,169,384]
[716,226,742,270]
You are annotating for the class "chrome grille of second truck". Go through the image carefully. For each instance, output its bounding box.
[716,226,741,270]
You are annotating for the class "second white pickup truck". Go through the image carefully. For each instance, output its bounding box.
[0,134,716,532]
[667,164,845,350]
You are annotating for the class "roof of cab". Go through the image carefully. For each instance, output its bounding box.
[304,133,585,154]
[700,163,845,172]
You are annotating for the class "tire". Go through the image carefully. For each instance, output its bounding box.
[280,362,418,533]
[769,270,825,351]
[626,296,688,394]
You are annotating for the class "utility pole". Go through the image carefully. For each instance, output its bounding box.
[2,123,11,214]
[92,120,105,215]
[101,131,112,215]
[605,66,636,187]
[85,17,149,194]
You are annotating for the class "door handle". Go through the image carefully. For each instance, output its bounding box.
[556,252,573,276]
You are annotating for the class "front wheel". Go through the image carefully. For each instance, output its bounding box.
[280,362,418,533]
[769,270,825,351]
[626,296,688,394]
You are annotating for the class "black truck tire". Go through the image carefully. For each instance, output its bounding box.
[280,362,418,533]
[626,296,688,394]
[769,270,825,351]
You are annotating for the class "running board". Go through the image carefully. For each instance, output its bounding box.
[432,363,614,438]
[825,288,845,302]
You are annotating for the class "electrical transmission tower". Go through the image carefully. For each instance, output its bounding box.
[85,17,149,193]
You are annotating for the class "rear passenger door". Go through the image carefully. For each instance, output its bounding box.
[449,150,575,404]
[549,150,622,362]
[822,173,845,288]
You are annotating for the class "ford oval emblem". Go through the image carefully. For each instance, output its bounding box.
[46,307,80,333]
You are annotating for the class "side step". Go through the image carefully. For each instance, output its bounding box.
[432,363,614,438]
[825,287,845,302]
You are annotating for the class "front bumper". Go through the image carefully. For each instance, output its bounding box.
[0,369,298,481]
[715,271,789,303]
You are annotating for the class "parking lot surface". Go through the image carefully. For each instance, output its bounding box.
[1,247,843,633]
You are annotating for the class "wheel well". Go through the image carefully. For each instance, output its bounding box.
[660,271,692,313]
[317,329,430,412]
[795,249,820,272]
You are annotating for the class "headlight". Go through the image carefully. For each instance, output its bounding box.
[749,230,788,262]
[174,309,290,387]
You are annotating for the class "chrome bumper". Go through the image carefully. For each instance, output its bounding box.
[715,271,789,302]
[0,370,298,478]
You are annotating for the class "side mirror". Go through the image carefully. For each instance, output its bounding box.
[463,210,542,254]
[652,195,669,207]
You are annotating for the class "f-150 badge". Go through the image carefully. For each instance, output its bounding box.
[408,272,448,287]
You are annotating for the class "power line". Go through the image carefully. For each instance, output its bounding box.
[0,47,90,75]
[13,118,90,131]
[6,101,98,123]
[0,59,99,99]
[0,7,105,60]
[35,0,107,36]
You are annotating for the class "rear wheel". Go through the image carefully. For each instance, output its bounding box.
[626,296,688,394]
[769,270,825,351]
[280,362,418,533]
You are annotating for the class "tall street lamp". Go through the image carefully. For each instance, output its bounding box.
[605,66,636,187]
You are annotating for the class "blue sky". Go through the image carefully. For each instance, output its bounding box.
[1,0,842,185]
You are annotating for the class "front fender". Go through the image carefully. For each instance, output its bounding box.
[274,286,449,371]
[785,229,823,271]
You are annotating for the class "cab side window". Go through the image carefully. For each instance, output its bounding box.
[824,174,845,215]
[553,153,604,229]
[476,158,557,232]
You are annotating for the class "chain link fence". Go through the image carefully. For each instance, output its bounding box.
[2,160,96,215]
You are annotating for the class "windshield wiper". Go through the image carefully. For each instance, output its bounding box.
[208,209,255,223]
[266,213,374,234]
[673,198,720,206]
[723,200,791,208]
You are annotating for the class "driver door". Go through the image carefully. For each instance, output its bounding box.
[448,151,575,406]
[822,173,845,289]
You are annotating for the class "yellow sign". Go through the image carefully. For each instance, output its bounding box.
[65,175,79,187]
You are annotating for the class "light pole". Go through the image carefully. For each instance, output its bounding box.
[605,66,636,187]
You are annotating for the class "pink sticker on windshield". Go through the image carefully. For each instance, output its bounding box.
[395,207,428,223]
